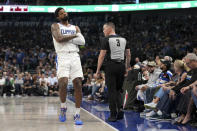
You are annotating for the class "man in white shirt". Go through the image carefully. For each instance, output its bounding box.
[48,74,58,86]
[39,74,49,96]
[39,74,48,86]
[136,61,162,103]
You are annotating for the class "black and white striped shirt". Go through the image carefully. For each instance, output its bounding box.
[101,34,129,62]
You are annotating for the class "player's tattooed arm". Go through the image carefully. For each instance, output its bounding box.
[75,26,81,33]
[51,23,77,43]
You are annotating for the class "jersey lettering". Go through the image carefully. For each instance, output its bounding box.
[61,29,76,35]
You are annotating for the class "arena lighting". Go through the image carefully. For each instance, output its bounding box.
[0,1,196,13]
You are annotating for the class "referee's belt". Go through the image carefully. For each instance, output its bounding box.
[111,59,124,63]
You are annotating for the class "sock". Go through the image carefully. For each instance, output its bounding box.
[61,102,67,109]
[75,108,80,115]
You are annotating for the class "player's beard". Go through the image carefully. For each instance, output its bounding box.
[62,16,69,22]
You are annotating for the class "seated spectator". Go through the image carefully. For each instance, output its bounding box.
[95,85,108,103]
[82,75,92,96]
[39,73,48,86]
[94,72,107,102]
[34,80,48,96]
[23,73,33,96]
[87,73,105,100]
[14,73,24,97]
[2,73,15,97]
[48,73,58,87]
[48,82,59,96]
[136,61,162,103]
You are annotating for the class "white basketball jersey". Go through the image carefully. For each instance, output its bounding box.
[52,23,79,55]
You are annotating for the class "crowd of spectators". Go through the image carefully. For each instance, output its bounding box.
[1,13,196,61]
[121,51,197,127]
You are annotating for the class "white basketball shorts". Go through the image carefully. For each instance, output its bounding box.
[56,52,83,80]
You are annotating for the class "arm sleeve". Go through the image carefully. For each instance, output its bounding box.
[72,33,85,46]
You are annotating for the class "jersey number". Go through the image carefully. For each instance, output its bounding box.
[116,39,120,47]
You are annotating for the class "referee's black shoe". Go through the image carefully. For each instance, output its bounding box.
[107,113,117,122]
[117,111,124,120]
[107,116,117,122]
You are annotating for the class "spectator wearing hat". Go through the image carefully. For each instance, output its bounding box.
[144,60,173,117]
[136,61,162,103]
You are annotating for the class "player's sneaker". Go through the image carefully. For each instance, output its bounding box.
[59,108,67,122]
[74,114,83,125]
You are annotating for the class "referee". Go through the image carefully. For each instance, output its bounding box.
[96,22,131,122]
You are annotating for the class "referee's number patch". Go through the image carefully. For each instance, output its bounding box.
[116,39,120,47]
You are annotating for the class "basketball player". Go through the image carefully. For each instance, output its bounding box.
[96,22,131,122]
[51,7,85,125]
